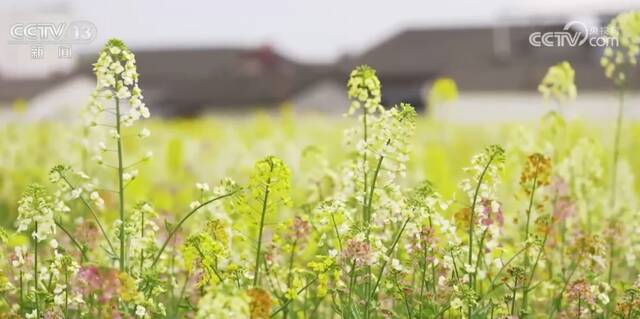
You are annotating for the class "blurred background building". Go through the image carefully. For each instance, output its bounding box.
[1,0,639,122]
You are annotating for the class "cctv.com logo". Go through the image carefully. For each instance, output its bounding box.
[529,21,619,47]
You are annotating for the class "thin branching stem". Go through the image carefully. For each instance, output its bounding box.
[472,245,528,314]
[467,151,497,316]
[55,220,88,262]
[330,212,343,251]
[115,96,126,272]
[363,138,390,318]
[522,173,539,313]
[369,217,410,299]
[283,239,298,318]
[469,153,497,268]
[140,207,145,275]
[60,175,115,254]
[610,86,625,212]
[253,161,274,287]
[271,277,319,317]
[150,190,239,268]
[34,222,39,318]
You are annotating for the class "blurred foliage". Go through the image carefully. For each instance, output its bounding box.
[1,114,638,228]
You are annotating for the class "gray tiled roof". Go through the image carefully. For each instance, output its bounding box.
[343,24,637,91]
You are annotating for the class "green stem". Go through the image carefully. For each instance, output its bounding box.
[419,244,428,315]
[428,216,437,294]
[467,152,497,317]
[263,259,286,301]
[115,96,126,272]
[361,111,370,319]
[283,239,298,318]
[195,245,221,283]
[450,251,460,281]
[607,87,624,296]
[473,228,489,289]
[150,190,238,268]
[253,162,274,287]
[397,280,414,319]
[346,260,356,316]
[19,271,23,314]
[64,270,69,318]
[548,258,580,318]
[34,222,39,318]
[365,148,386,223]
[140,208,145,275]
[369,218,410,299]
[330,212,343,251]
[608,240,615,286]
[510,277,518,316]
[60,175,115,255]
[468,153,496,269]
[577,295,581,318]
[362,110,368,223]
[271,277,319,317]
[522,174,538,314]
[610,86,624,211]
[55,220,88,262]
[472,246,529,315]
[172,273,190,318]
[363,140,389,319]
[525,222,551,293]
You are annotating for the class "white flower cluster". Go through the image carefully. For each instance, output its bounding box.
[196,182,210,192]
[312,198,352,247]
[90,39,149,127]
[342,104,418,227]
[126,202,159,274]
[50,165,105,210]
[368,103,416,178]
[16,184,58,242]
[459,145,505,206]
[51,248,82,308]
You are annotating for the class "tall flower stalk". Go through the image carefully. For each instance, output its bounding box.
[16,184,58,317]
[115,96,126,271]
[344,66,418,318]
[458,145,504,316]
[346,66,382,319]
[347,65,382,225]
[519,153,551,314]
[90,39,149,271]
[600,12,640,213]
[240,156,292,287]
[600,13,640,294]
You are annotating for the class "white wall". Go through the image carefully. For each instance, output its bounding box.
[432,92,640,123]
[3,75,94,123]
[291,80,349,115]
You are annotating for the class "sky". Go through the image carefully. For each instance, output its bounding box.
[3,0,638,63]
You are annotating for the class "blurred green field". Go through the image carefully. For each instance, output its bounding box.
[2,111,639,227]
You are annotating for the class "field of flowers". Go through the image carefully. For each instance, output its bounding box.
[1,12,640,319]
